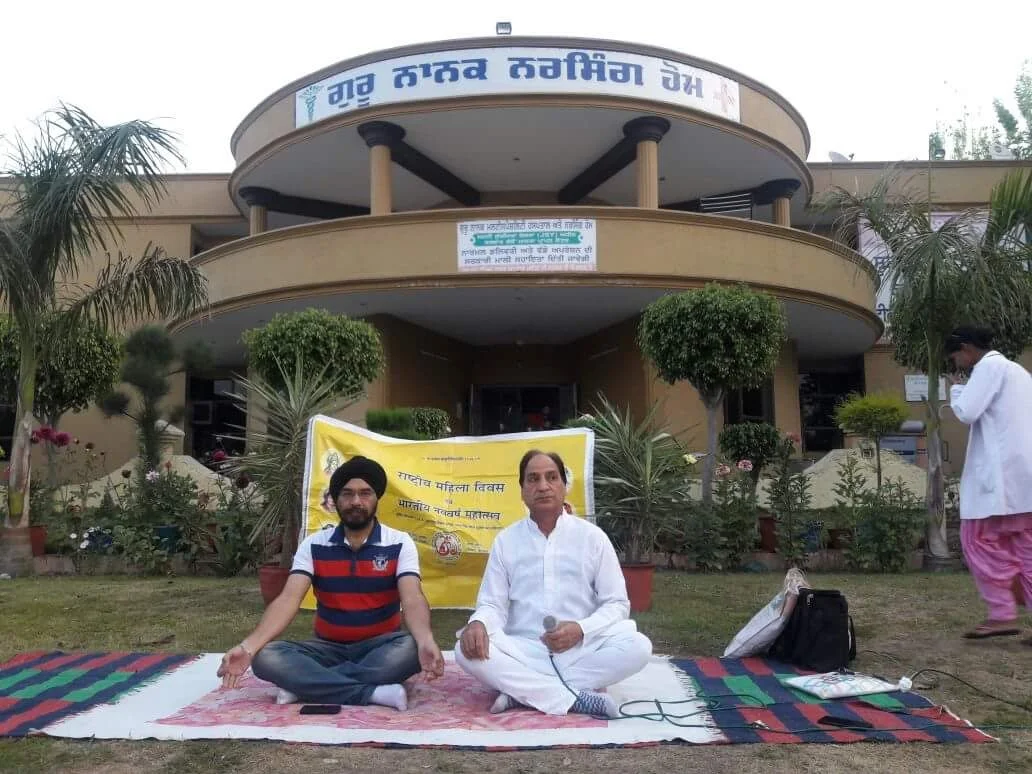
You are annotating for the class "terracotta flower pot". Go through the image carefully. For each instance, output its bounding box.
[259,564,291,605]
[29,525,48,557]
[621,563,655,613]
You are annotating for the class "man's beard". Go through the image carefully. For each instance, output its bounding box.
[338,504,376,531]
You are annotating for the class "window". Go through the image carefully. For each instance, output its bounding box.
[187,377,247,458]
[725,381,773,425]
[798,364,864,452]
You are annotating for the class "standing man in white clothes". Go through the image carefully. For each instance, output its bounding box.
[945,326,1032,640]
[455,450,652,717]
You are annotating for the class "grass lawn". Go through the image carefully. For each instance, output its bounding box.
[1,571,1031,773]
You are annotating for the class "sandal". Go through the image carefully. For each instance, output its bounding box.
[964,622,1021,639]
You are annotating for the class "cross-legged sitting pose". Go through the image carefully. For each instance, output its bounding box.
[455,450,652,717]
[217,455,444,709]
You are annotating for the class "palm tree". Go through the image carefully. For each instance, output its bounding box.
[818,168,1032,567]
[0,105,208,541]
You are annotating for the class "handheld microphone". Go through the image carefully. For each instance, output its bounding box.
[543,615,558,633]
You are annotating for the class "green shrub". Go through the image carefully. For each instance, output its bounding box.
[412,408,450,439]
[713,463,759,569]
[719,422,781,487]
[367,408,416,434]
[768,434,812,568]
[590,397,693,566]
[844,478,924,572]
[682,503,726,571]
[243,309,384,393]
[367,407,451,440]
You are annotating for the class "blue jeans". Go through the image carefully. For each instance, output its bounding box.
[251,631,420,705]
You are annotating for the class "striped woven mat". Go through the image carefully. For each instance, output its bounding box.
[0,650,198,737]
[673,657,993,744]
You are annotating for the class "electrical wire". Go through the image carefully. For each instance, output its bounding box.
[859,649,1032,711]
[909,668,1032,715]
[547,652,1032,734]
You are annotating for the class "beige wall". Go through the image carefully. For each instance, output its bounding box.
[471,344,574,386]
[810,161,1032,206]
[565,317,710,452]
[568,318,647,421]
[645,339,802,454]
[376,316,473,434]
[188,207,879,327]
[650,376,709,450]
[32,370,189,485]
[0,174,237,220]
[738,84,808,162]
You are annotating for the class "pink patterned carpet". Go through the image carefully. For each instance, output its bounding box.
[156,662,604,732]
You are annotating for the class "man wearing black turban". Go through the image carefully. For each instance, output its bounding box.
[328,455,387,531]
[218,455,444,710]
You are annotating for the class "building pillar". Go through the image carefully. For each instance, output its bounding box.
[358,121,406,216]
[755,179,802,227]
[772,340,802,442]
[623,117,671,209]
[248,204,267,235]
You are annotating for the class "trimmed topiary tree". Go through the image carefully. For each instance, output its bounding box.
[638,283,787,503]
[0,315,121,428]
[834,392,908,491]
[243,309,384,392]
[99,325,212,473]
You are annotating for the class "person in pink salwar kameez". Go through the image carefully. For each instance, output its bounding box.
[946,326,1032,641]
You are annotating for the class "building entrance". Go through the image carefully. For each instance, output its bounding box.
[470,384,577,435]
[798,357,865,453]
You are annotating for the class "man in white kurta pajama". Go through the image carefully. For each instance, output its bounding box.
[945,326,1032,640]
[455,450,652,717]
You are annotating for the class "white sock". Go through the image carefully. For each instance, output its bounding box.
[369,683,408,711]
[275,688,298,705]
[489,693,519,714]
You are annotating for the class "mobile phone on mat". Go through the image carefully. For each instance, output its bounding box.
[817,714,873,729]
[299,704,342,715]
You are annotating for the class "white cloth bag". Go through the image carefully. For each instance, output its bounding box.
[722,568,809,658]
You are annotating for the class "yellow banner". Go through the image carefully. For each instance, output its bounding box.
[300,416,595,608]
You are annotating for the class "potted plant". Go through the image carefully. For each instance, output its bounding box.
[586,397,692,612]
[232,310,384,603]
[223,361,367,604]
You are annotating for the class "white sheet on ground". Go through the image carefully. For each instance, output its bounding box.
[40,652,724,747]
